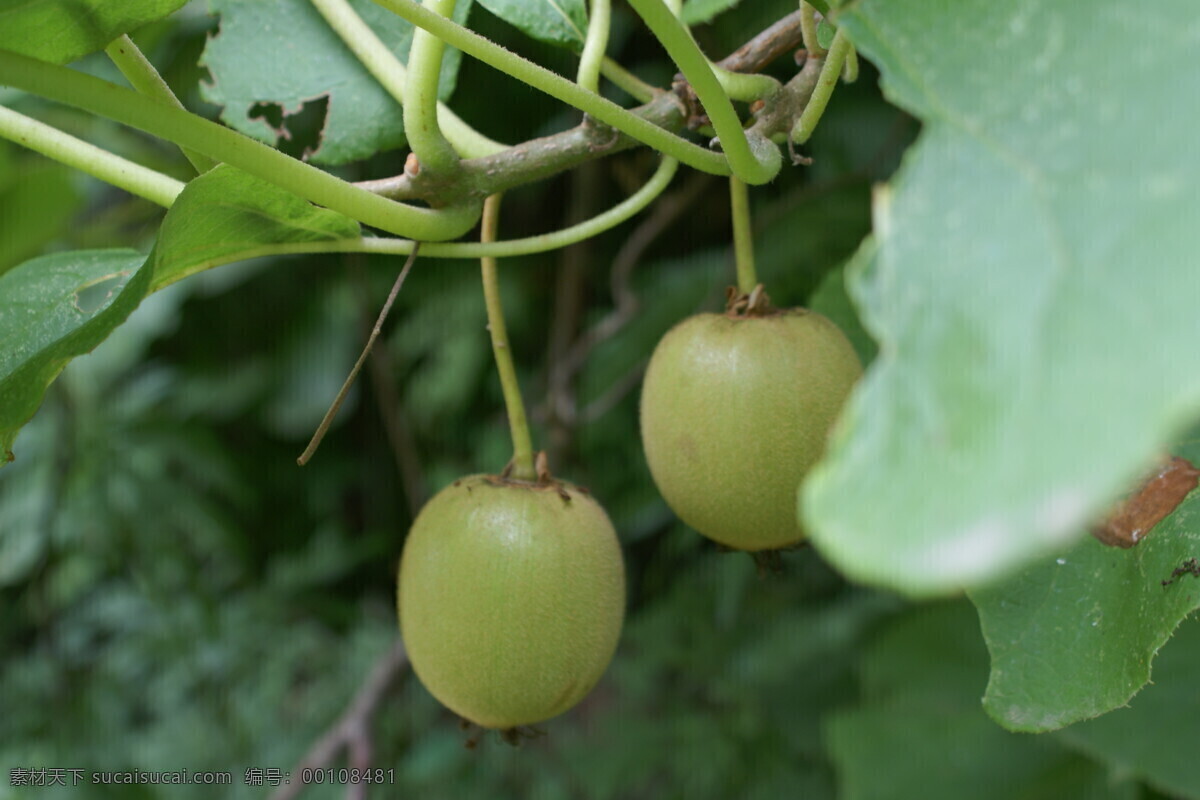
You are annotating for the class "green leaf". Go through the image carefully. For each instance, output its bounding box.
[149,164,361,291]
[1057,614,1200,799]
[201,0,473,165]
[802,0,1200,595]
[680,0,743,26]
[0,0,188,64]
[970,430,1200,732]
[826,602,1139,800]
[0,249,151,463]
[475,0,587,50]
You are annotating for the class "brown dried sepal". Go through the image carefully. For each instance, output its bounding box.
[1090,456,1200,548]
[724,284,774,317]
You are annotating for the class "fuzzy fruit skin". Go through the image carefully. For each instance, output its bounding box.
[640,309,862,551]
[398,475,625,730]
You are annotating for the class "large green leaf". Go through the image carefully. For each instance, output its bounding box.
[201,0,473,166]
[0,0,188,64]
[475,0,587,50]
[149,164,361,291]
[803,0,1200,595]
[970,430,1200,732]
[0,249,151,462]
[826,602,1137,800]
[1057,614,1200,799]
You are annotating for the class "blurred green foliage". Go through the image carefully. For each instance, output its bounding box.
[1,3,1188,799]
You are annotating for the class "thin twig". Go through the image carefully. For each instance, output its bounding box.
[348,260,428,511]
[297,246,421,466]
[270,641,409,800]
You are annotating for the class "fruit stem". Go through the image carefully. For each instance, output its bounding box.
[480,194,537,481]
[729,176,758,294]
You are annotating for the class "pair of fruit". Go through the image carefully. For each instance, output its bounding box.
[398,293,861,732]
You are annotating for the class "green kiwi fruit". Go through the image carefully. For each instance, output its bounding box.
[398,475,625,730]
[640,308,861,551]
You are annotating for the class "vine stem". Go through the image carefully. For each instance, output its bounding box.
[403,0,461,175]
[308,0,505,158]
[599,57,655,103]
[791,28,851,145]
[0,104,184,207]
[480,195,536,481]
[710,64,780,103]
[0,48,481,241]
[624,0,780,185]
[369,0,731,176]
[105,35,214,173]
[150,155,679,292]
[577,0,611,94]
[728,176,757,294]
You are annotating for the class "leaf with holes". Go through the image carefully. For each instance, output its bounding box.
[149,164,361,292]
[201,0,473,165]
[0,0,189,64]
[475,0,587,50]
[802,0,1200,595]
[0,250,151,463]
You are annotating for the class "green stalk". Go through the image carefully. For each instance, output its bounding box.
[799,1,824,57]
[369,0,731,176]
[577,0,611,94]
[728,176,757,294]
[105,35,215,173]
[309,0,505,157]
[790,28,851,145]
[0,48,481,241]
[403,0,462,175]
[0,104,183,207]
[710,64,780,103]
[600,57,655,103]
[624,0,780,185]
[479,194,537,481]
[151,156,680,290]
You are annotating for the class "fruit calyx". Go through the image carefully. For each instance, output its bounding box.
[724,282,775,317]
[493,450,578,503]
